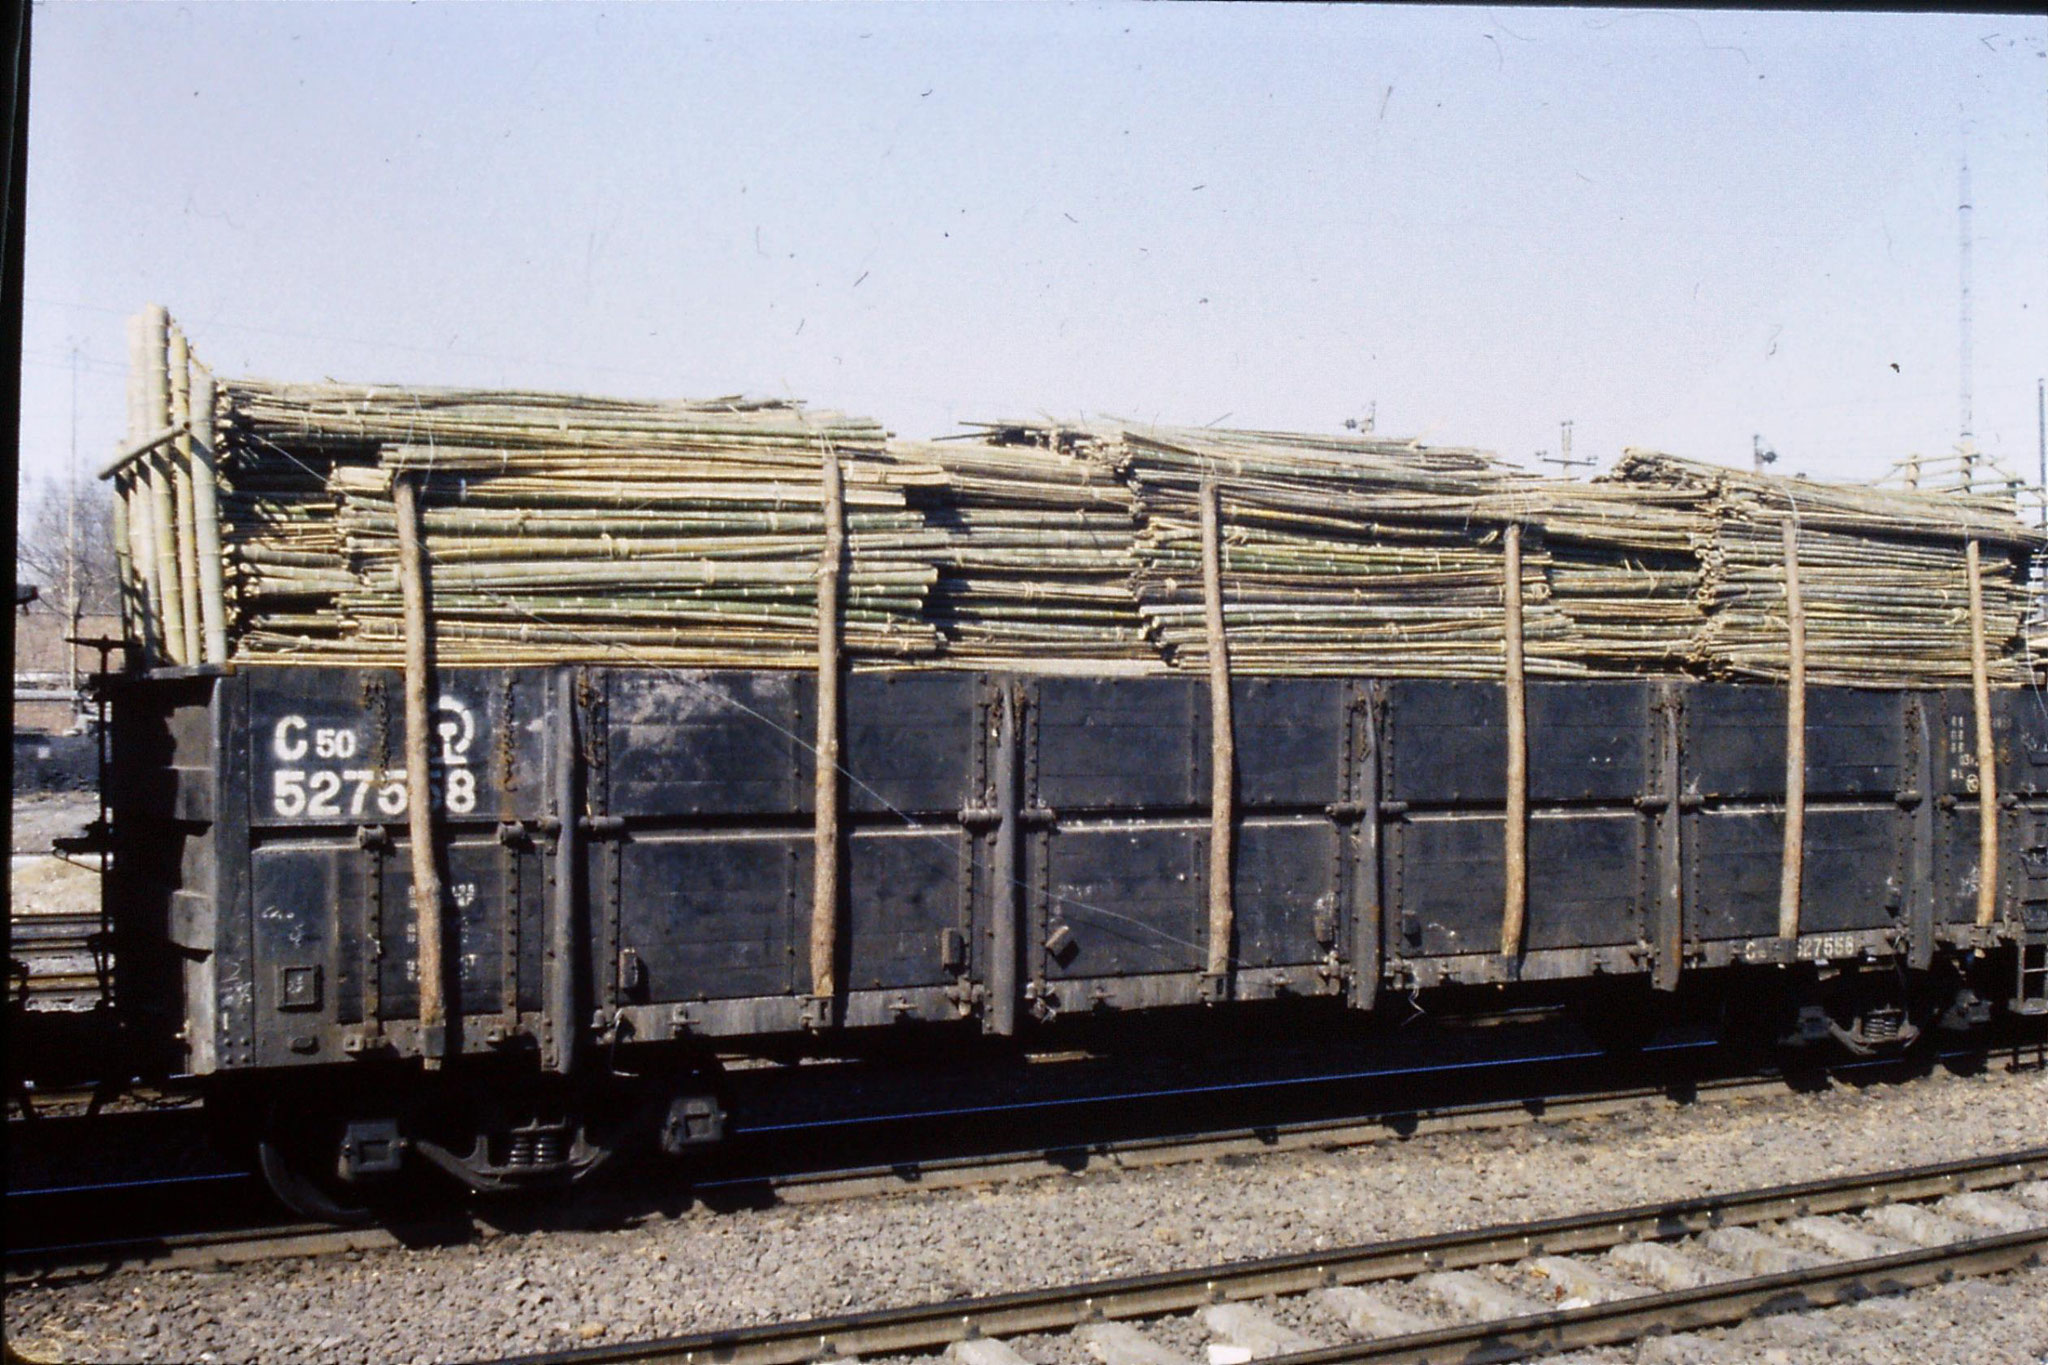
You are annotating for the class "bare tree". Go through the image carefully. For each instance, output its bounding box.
[15,475,120,621]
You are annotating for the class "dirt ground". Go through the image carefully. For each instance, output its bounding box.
[9,793,102,918]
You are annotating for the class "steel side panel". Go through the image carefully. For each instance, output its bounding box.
[1685,685,1905,800]
[2003,689,2048,797]
[605,670,810,816]
[1034,677,1202,811]
[244,667,545,828]
[1040,821,1206,977]
[1385,680,1503,804]
[1684,685,1786,799]
[1683,807,1901,940]
[1234,679,1346,808]
[1935,808,1990,926]
[1803,690,1906,797]
[1235,817,1340,968]
[606,671,975,818]
[1392,810,1641,956]
[1384,681,1651,804]
[845,673,979,816]
[614,831,803,1002]
[364,837,515,1019]
[846,827,971,991]
[1525,683,1653,801]
[248,839,357,1066]
[1798,808,1904,933]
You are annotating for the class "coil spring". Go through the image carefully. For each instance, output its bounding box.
[506,1129,567,1168]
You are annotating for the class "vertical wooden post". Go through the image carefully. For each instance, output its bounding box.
[1348,682,1384,1011]
[1904,696,1936,969]
[1500,522,1528,960]
[395,474,447,1067]
[986,684,1020,1036]
[1778,517,1807,943]
[125,314,160,661]
[1966,538,1999,928]
[110,475,137,643]
[169,329,203,660]
[144,305,190,665]
[809,442,845,1018]
[545,668,581,1075]
[189,361,229,663]
[1650,680,1685,990]
[1200,478,1236,994]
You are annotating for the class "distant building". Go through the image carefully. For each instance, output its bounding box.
[13,603,120,736]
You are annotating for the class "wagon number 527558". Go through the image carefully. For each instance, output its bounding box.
[267,698,478,818]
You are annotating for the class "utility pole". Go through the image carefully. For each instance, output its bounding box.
[1955,140,1981,492]
[67,344,80,724]
[1538,419,1593,476]
[2037,377,2045,527]
[1959,153,1974,454]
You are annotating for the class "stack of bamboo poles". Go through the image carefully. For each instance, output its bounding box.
[1608,452,2043,686]
[211,380,945,665]
[1102,421,1576,678]
[100,306,231,669]
[102,305,2046,686]
[1534,480,1712,674]
[213,438,362,653]
[969,421,1715,679]
[886,429,1154,668]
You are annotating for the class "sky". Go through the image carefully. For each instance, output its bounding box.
[15,4,2048,498]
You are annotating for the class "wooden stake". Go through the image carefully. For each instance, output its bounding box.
[125,314,160,662]
[1500,522,1528,960]
[1778,517,1807,942]
[809,441,845,1015]
[1200,478,1236,991]
[396,474,447,1067]
[144,306,189,665]
[170,330,203,661]
[110,475,138,644]
[545,667,580,1075]
[1967,538,1999,927]
[987,684,1020,1036]
[189,362,229,663]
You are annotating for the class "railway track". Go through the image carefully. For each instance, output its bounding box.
[4,910,109,1011]
[484,1148,2048,1365]
[2,1046,1987,1283]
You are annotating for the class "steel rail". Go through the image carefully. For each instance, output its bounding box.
[0,1073,1733,1279]
[716,1067,1787,1206]
[7,1047,2019,1278]
[3,1219,413,1285]
[1277,1229,2047,1365]
[480,1147,2047,1365]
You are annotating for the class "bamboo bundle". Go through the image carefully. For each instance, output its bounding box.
[213,380,943,665]
[974,421,1583,678]
[215,445,361,654]
[1608,452,2044,686]
[191,367,2044,686]
[886,430,1154,667]
[1534,480,1712,673]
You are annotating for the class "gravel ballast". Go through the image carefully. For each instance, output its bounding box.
[6,1061,2044,1364]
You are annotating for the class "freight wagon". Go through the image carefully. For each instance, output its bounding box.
[76,308,2048,1220]
[107,661,2048,1217]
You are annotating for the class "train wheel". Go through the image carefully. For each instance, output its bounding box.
[256,1106,375,1225]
